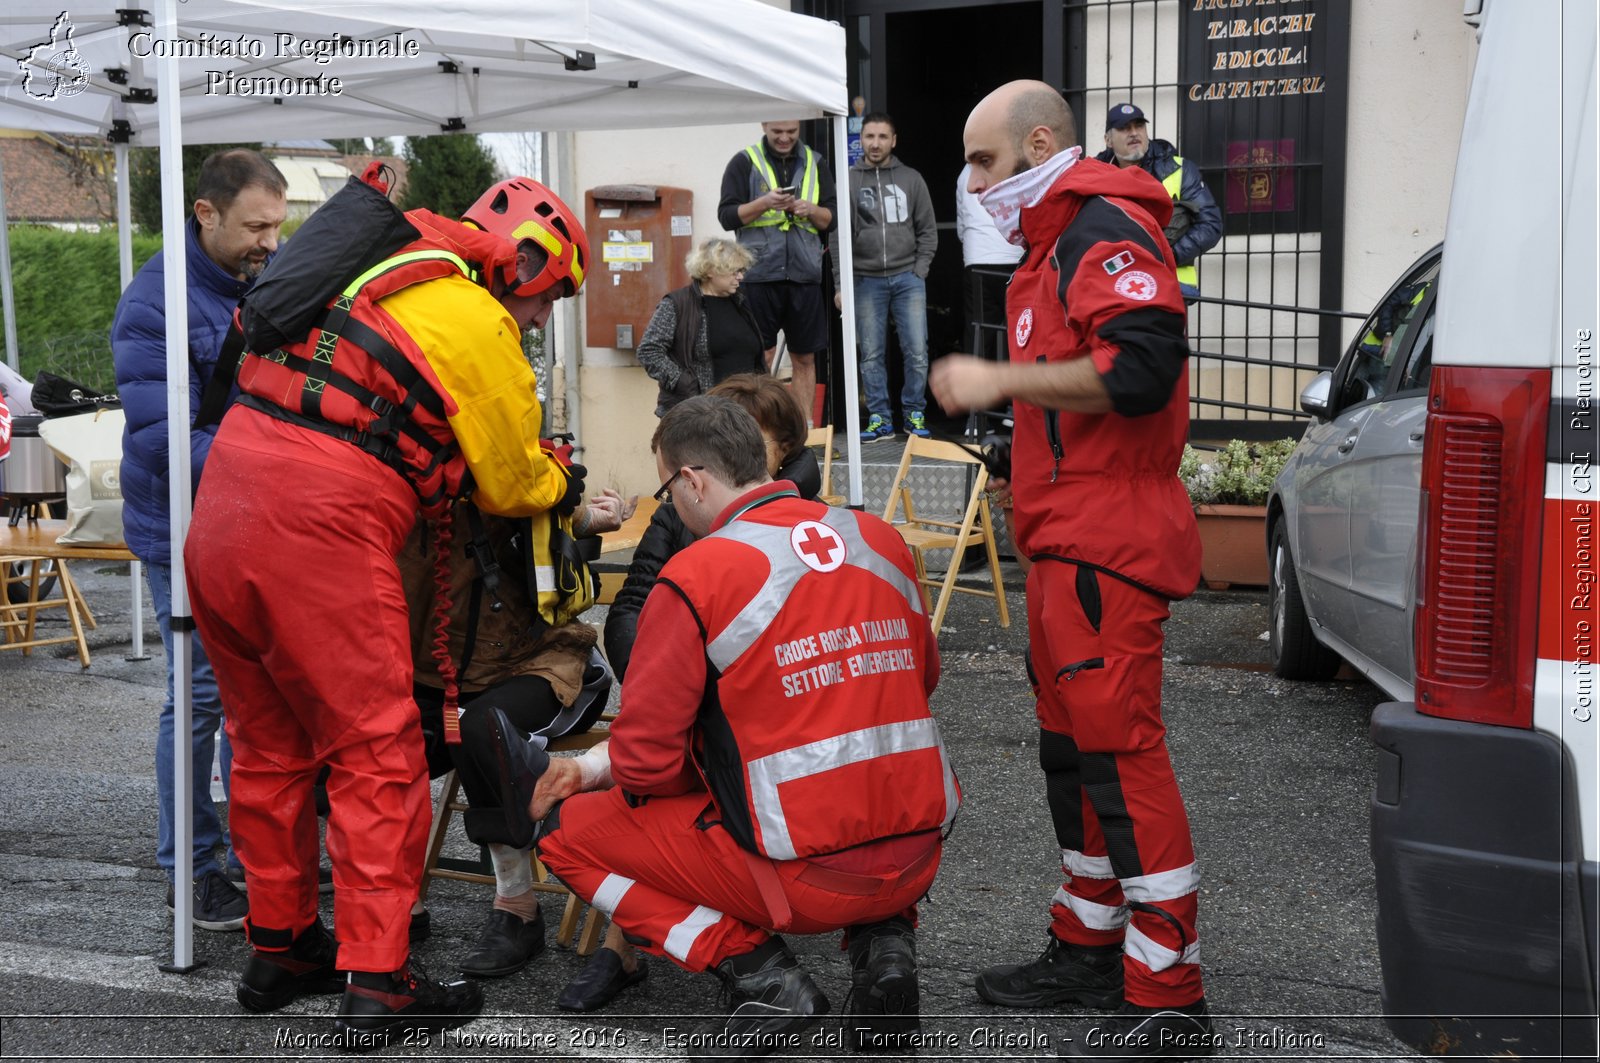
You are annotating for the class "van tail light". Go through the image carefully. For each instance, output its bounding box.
[1414,366,1549,727]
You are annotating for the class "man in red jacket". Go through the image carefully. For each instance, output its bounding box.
[932,81,1211,1058]
[483,394,959,1060]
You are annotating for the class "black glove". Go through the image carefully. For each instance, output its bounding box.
[556,462,587,516]
[978,434,1012,484]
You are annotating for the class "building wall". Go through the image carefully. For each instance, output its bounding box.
[570,124,784,497]
[1341,0,1478,336]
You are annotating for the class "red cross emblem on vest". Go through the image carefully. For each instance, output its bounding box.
[791,520,846,573]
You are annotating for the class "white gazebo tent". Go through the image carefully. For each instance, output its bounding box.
[0,0,863,972]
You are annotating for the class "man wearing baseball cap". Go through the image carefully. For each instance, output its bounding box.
[1096,103,1222,302]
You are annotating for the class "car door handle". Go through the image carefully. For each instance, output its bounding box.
[1409,427,1425,443]
[1337,434,1359,454]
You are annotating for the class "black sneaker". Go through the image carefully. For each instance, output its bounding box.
[1059,999,1215,1060]
[845,917,919,1053]
[973,934,1123,1009]
[333,957,482,1053]
[690,936,829,1061]
[166,869,248,932]
[458,908,546,978]
[237,917,343,1012]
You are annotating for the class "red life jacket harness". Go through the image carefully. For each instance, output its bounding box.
[235,248,484,516]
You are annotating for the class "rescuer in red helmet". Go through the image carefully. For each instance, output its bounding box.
[185,175,588,1049]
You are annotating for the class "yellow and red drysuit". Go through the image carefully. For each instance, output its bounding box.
[1005,157,1205,1007]
[185,211,570,974]
[537,482,960,969]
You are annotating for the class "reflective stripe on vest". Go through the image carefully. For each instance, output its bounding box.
[705,513,957,861]
[344,248,475,298]
[1160,157,1198,289]
[743,143,820,235]
[747,716,960,860]
[301,250,474,409]
[704,513,923,672]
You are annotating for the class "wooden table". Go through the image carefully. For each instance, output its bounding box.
[1,519,136,668]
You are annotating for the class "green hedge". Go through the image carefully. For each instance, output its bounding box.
[9,226,163,392]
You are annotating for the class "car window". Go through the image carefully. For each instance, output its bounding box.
[1343,256,1441,405]
[1397,303,1435,393]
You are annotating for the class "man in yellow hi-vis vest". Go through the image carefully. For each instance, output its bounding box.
[719,121,837,420]
[1095,103,1222,303]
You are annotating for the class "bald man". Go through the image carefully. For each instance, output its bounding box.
[931,81,1211,1059]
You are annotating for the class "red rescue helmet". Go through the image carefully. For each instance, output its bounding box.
[461,177,588,299]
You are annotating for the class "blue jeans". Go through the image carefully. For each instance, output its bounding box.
[855,271,929,421]
[148,562,238,882]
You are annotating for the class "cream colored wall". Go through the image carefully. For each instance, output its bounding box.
[568,0,794,497]
[569,122,768,498]
[1341,0,1478,344]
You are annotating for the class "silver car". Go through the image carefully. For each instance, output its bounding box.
[1266,245,1442,700]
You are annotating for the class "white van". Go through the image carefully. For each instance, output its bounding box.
[1368,0,1598,1057]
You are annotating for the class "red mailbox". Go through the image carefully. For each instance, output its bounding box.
[584,184,693,350]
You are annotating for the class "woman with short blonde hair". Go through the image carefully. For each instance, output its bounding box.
[636,239,765,416]
[685,239,755,282]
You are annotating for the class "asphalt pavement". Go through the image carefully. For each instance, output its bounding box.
[0,558,1415,1061]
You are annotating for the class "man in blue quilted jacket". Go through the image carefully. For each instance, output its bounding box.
[112,148,286,931]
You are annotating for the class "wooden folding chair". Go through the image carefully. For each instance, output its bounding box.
[881,436,1010,635]
[419,720,614,956]
[805,424,843,506]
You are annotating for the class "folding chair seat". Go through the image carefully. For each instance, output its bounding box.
[881,436,1010,636]
[805,424,844,506]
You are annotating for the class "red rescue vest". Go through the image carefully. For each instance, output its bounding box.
[233,212,514,518]
[658,491,961,860]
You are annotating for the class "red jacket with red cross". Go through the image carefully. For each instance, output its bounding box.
[1006,157,1201,600]
[626,485,960,861]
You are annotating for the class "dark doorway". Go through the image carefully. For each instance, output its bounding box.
[826,0,1041,438]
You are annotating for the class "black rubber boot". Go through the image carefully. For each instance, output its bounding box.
[236,917,343,1013]
[845,916,920,1053]
[973,934,1124,1009]
[688,937,829,1061]
[332,957,482,1053]
[458,908,546,979]
[1059,999,1215,1060]
[482,708,550,849]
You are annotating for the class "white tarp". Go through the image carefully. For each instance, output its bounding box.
[1,0,844,137]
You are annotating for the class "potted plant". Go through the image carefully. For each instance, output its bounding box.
[1179,438,1297,589]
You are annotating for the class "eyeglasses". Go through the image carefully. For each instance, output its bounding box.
[653,465,705,504]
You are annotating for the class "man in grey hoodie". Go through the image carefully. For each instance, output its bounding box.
[832,113,938,440]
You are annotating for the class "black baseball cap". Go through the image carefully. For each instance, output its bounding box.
[1106,102,1147,131]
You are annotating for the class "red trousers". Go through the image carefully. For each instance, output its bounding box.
[538,788,937,971]
[1026,558,1203,1006]
[186,408,428,974]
